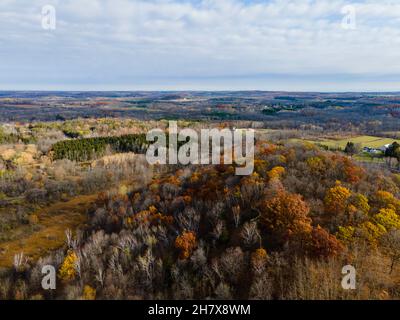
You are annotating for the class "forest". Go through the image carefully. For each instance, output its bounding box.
[51,134,149,162]
[1,119,400,299]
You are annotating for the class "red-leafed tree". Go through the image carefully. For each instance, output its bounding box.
[260,191,312,244]
[309,226,344,259]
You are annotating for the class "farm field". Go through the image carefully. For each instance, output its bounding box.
[293,135,400,150]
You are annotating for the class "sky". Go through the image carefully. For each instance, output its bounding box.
[1,0,400,92]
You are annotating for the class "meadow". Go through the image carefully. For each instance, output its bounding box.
[292,135,400,151]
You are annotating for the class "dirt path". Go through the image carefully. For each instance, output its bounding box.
[0,194,98,268]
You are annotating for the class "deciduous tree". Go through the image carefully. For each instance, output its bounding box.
[260,191,312,243]
[324,182,351,215]
[175,231,197,259]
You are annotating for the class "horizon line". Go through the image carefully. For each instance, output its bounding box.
[1,89,400,94]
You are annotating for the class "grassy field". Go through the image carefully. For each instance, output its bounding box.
[293,135,400,150]
[0,194,96,268]
[0,178,142,268]
[255,129,400,150]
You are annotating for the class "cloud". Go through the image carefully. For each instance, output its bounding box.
[0,0,400,90]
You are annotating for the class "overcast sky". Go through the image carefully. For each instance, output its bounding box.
[1,0,400,91]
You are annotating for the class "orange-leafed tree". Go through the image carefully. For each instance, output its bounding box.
[309,226,344,258]
[342,158,365,184]
[175,231,197,259]
[260,191,312,243]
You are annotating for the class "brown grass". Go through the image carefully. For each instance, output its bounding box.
[0,194,97,268]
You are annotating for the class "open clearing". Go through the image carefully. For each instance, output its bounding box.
[0,194,97,268]
[293,135,400,150]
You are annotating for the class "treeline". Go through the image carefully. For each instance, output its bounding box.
[51,134,149,161]
[0,130,36,145]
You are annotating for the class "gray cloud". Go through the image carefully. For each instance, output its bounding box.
[0,0,400,91]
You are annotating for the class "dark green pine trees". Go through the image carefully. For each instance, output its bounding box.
[51,134,149,161]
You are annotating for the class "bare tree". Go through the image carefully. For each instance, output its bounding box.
[232,205,241,228]
[240,221,260,247]
[13,252,28,271]
[381,230,400,274]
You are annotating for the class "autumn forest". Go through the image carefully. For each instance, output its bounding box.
[1,92,400,300]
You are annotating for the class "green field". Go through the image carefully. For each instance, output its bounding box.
[298,135,400,150]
